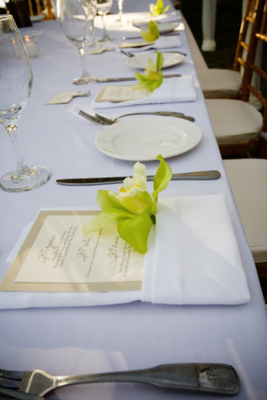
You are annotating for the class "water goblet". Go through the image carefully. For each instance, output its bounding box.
[57,0,96,84]
[92,0,113,42]
[0,15,51,192]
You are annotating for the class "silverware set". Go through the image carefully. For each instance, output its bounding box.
[78,109,195,124]
[0,363,239,398]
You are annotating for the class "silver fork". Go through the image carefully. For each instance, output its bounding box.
[120,49,135,57]
[0,363,239,397]
[95,112,195,124]
[79,110,195,125]
[79,110,185,125]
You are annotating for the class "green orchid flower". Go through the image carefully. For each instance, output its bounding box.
[150,0,170,16]
[133,51,164,93]
[140,20,159,42]
[83,155,172,254]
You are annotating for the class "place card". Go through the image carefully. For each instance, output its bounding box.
[46,91,83,104]
[95,85,153,103]
[0,210,144,292]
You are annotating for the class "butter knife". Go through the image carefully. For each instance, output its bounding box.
[56,170,221,186]
[94,74,181,83]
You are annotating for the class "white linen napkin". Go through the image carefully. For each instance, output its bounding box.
[92,77,197,110]
[142,196,250,305]
[121,36,182,52]
[132,11,181,26]
[1,195,250,309]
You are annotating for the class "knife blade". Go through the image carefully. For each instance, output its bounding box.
[56,171,221,186]
[123,32,180,40]
[94,74,181,83]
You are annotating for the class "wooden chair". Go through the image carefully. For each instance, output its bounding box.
[205,0,266,157]
[223,29,267,300]
[197,0,263,99]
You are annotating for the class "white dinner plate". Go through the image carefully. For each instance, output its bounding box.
[95,116,202,161]
[126,52,185,70]
[141,22,179,34]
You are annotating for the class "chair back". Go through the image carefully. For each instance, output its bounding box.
[233,0,265,73]
[240,5,267,134]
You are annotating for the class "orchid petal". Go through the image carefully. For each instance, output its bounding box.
[117,206,153,253]
[156,51,164,71]
[83,208,134,235]
[97,190,126,211]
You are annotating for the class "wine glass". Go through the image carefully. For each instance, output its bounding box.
[91,0,113,42]
[0,15,51,192]
[57,0,96,84]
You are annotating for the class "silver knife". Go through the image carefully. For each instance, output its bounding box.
[56,171,221,186]
[94,74,181,83]
[123,33,180,40]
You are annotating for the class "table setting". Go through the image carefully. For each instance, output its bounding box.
[0,0,267,399]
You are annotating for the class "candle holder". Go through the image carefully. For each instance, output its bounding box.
[21,30,42,58]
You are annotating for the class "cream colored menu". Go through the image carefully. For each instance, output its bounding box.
[0,211,144,292]
[95,85,153,102]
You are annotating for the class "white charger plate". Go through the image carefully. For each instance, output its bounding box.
[95,116,202,161]
[126,52,185,70]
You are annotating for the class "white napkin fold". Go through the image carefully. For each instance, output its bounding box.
[142,196,250,305]
[132,11,181,26]
[1,195,250,309]
[92,77,197,110]
[120,36,181,53]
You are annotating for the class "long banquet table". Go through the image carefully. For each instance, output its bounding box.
[1,2,267,399]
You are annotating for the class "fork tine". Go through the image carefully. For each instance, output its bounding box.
[0,379,20,389]
[0,370,23,380]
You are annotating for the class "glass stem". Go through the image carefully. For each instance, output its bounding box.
[78,46,88,77]
[101,14,108,39]
[118,0,123,21]
[4,120,31,177]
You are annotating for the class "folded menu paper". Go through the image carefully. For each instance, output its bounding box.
[92,77,197,109]
[118,36,182,52]
[0,195,250,309]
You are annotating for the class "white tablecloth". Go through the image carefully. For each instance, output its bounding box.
[0,3,267,399]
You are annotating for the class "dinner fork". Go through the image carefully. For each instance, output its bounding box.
[95,112,195,124]
[120,49,135,57]
[79,110,195,125]
[0,363,239,397]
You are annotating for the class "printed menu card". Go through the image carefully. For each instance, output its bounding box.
[0,210,144,292]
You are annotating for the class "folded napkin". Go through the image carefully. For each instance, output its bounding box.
[1,195,250,309]
[132,11,181,26]
[119,36,181,52]
[92,76,197,110]
[142,196,250,305]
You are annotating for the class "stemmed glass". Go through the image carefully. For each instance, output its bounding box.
[0,15,51,192]
[57,0,96,84]
[91,0,113,42]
